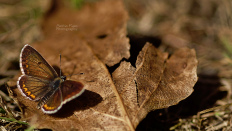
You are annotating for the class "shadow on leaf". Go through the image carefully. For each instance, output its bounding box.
[51,90,103,118]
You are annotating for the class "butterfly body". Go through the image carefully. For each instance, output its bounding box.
[50,77,64,89]
[17,44,85,114]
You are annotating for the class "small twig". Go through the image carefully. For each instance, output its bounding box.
[205,121,227,131]
[169,119,183,130]
[0,95,15,118]
[6,84,23,115]
[197,103,232,118]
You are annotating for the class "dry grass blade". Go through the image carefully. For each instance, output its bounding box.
[171,103,232,130]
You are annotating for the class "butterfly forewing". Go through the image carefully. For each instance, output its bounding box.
[20,45,58,80]
[17,75,51,101]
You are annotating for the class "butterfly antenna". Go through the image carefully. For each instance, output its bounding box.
[67,73,84,78]
[59,54,62,77]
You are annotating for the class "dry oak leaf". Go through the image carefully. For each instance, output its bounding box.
[112,43,198,128]
[42,0,130,66]
[11,41,197,130]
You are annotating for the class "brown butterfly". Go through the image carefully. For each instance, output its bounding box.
[17,44,85,114]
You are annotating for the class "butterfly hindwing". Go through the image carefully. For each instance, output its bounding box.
[17,75,51,101]
[20,45,58,80]
[41,88,62,114]
[60,80,85,104]
[41,80,85,114]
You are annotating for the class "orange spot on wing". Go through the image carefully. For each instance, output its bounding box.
[43,104,54,110]
[26,91,31,95]
[30,94,35,99]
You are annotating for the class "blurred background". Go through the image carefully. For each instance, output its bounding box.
[0,0,232,130]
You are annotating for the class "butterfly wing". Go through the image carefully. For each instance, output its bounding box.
[17,75,51,101]
[60,80,85,104]
[41,88,62,114]
[19,44,58,80]
[41,80,85,114]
